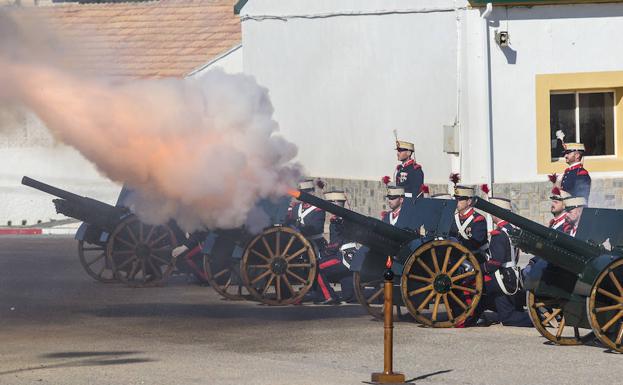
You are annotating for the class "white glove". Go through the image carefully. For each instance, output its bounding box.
[171,245,189,258]
[555,130,565,141]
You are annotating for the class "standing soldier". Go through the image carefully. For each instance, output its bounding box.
[394,140,424,201]
[450,186,488,259]
[315,191,356,304]
[381,186,405,224]
[563,195,587,237]
[559,143,591,201]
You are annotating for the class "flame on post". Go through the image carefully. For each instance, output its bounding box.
[386,256,392,269]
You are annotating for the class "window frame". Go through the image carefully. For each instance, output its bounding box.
[536,71,623,174]
[549,89,618,161]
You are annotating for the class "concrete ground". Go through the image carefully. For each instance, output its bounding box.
[0,236,621,385]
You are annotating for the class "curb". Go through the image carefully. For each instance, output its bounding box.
[0,222,80,236]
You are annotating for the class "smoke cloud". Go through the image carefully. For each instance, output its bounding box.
[0,10,302,232]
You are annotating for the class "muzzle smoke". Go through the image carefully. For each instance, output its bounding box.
[0,11,301,232]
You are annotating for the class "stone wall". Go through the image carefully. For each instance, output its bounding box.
[314,177,622,226]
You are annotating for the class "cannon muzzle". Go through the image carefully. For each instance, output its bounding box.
[22,176,84,202]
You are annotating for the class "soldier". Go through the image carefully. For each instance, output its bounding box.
[450,186,488,258]
[549,187,571,231]
[381,186,405,224]
[476,197,532,327]
[394,140,424,201]
[315,191,356,304]
[559,143,591,201]
[563,196,587,237]
[287,179,327,250]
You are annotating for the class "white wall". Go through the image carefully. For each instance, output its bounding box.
[0,111,121,225]
[481,3,623,183]
[241,0,466,184]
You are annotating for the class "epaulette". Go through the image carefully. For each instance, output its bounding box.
[313,207,323,212]
[490,229,501,236]
[473,215,486,223]
[412,163,422,170]
[380,210,388,219]
[578,169,589,176]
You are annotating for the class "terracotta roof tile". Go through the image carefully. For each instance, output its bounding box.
[9,0,240,79]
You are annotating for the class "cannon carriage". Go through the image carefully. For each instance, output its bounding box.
[473,197,623,352]
[22,176,187,287]
[290,189,485,327]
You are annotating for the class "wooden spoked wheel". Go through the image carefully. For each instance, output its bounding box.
[353,271,403,321]
[587,259,623,353]
[107,216,178,287]
[527,291,594,345]
[401,240,482,328]
[78,240,116,283]
[204,252,248,300]
[241,226,316,305]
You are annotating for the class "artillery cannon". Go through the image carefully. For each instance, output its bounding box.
[22,176,181,286]
[289,189,484,327]
[473,197,623,352]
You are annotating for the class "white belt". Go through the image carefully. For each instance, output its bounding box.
[502,261,516,268]
[404,192,413,198]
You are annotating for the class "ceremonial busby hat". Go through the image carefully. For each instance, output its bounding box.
[453,185,474,200]
[395,140,415,152]
[563,142,585,154]
[489,197,512,211]
[386,186,406,199]
[324,190,347,202]
[563,196,587,211]
[298,179,315,191]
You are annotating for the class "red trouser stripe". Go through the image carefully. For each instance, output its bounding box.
[319,258,341,270]
[317,274,331,300]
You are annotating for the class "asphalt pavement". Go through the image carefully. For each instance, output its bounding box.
[0,236,621,385]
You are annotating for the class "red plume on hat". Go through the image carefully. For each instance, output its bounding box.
[551,186,561,196]
[449,173,460,186]
[381,175,391,185]
[420,184,430,194]
[548,173,558,184]
[480,184,490,195]
[315,179,325,190]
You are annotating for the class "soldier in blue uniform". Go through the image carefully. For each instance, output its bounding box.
[381,186,405,225]
[549,187,571,231]
[563,195,587,237]
[394,140,424,201]
[476,197,532,327]
[449,186,488,259]
[287,179,327,250]
[315,191,356,304]
[559,142,591,201]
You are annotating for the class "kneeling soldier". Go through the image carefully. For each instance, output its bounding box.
[563,195,587,237]
[315,191,356,304]
[477,197,531,327]
[450,186,488,259]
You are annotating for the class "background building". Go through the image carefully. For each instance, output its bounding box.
[0,0,241,226]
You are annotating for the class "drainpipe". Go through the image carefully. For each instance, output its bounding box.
[482,3,494,193]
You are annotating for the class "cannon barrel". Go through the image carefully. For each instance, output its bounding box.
[22,176,85,202]
[22,176,127,230]
[472,196,600,274]
[289,189,416,254]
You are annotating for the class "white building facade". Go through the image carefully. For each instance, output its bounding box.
[240,0,623,221]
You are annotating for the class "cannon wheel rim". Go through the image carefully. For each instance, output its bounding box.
[401,239,483,328]
[240,226,316,305]
[526,291,594,345]
[587,258,623,353]
[106,216,178,287]
[353,271,404,321]
[78,240,117,283]
[203,253,247,301]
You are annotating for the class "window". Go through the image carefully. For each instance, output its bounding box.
[550,91,615,160]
